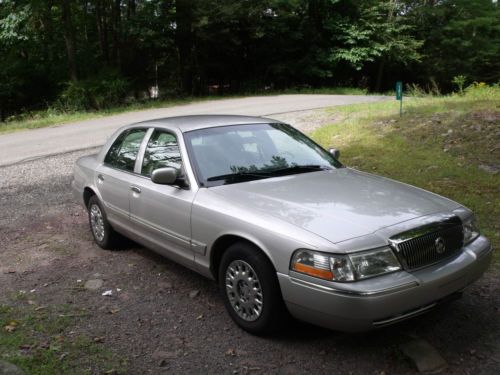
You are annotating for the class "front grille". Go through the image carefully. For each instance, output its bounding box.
[390,216,464,270]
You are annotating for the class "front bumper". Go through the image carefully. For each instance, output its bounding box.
[278,235,492,332]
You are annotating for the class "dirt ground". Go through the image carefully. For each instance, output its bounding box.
[1,149,499,375]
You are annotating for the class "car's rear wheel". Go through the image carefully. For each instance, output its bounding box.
[219,242,288,335]
[87,195,119,249]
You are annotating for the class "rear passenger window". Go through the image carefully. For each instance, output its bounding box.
[141,130,182,177]
[104,128,147,172]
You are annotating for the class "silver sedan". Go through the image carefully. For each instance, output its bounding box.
[72,115,492,334]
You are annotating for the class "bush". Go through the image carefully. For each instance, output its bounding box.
[58,74,129,111]
[452,75,467,95]
[464,82,500,100]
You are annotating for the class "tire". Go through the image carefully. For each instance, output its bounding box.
[219,242,288,335]
[87,195,120,250]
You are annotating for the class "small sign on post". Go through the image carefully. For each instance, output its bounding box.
[396,81,403,117]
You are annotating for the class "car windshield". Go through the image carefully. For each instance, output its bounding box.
[184,123,342,186]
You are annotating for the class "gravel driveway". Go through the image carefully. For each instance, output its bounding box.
[1,111,499,375]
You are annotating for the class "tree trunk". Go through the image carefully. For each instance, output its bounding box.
[60,0,78,81]
[40,0,54,62]
[127,0,136,19]
[96,0,110,64]
[374,0,396,92]
[175,0,195,94]
[375,58,386,92]
[111,0,122,67]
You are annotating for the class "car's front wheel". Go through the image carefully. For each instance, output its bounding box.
[219,242,288,335]
[87,195,120,249]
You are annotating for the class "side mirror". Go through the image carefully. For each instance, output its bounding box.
[151,167,178,185]
[329,147,340,159]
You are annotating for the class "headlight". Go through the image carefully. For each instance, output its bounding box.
[463,216,480,244]
[290,247,401,282]
[349,247,401,280]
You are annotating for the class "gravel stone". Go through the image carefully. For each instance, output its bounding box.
[399,339,448,373]
[84,279,104,290]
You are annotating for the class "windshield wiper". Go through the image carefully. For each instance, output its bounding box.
[207,171,272,182]
[207,165,331,183]
[269,164,332,175]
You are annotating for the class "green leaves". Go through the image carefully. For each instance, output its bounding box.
[0,4,31,44]
[330,2,422,71]
[0,0,498,118]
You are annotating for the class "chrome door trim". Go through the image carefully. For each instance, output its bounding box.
[130,213,191,246]
[191,240,207,255]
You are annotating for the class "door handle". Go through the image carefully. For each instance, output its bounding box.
[97,174,104,182]
[130,186,141,194]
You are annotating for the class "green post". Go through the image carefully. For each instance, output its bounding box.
[396,81,403,117]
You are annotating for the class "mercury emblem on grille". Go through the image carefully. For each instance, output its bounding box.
[435,237,446,254]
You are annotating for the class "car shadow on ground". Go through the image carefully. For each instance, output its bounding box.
[126,238,497,351]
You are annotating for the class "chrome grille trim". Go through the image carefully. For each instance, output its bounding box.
[389,215,464,270]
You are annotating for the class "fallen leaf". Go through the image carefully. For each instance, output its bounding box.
[4,321,19,332]
[94,336,105,343]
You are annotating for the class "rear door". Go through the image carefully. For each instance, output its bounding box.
[95,128,148,227]
[128,129,197,267]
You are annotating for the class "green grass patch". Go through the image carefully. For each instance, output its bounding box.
[0,87,369,135]
[311,86,500,262]
[0,303,125,374]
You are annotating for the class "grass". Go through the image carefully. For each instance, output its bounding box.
[0,87,368,135]
[310,85,500,263]
[0,303,125,374]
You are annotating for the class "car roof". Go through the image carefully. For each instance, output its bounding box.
[128,115,284,133]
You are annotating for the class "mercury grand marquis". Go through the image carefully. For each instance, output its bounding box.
[72,115,492,334]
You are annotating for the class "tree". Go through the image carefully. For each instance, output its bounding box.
[0,0,499,118]
[60,0,78,81]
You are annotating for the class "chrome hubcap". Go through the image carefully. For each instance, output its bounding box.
[225,260,263,322]
[90,204,105,242]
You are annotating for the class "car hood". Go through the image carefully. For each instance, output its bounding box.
[210,168,461,244]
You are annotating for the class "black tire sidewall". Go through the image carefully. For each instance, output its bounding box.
[218,242,285,335]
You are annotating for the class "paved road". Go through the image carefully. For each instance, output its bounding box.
[0,94,387,166]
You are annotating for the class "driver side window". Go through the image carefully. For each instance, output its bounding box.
[141,130,182,177]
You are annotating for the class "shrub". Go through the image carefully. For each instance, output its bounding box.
[452,75,467,95]
[464,82,500,100]
[57,74,129,111]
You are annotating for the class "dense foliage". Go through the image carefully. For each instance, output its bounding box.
[0,0,499,119]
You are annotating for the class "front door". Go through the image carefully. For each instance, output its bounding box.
[128,129,195,266]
